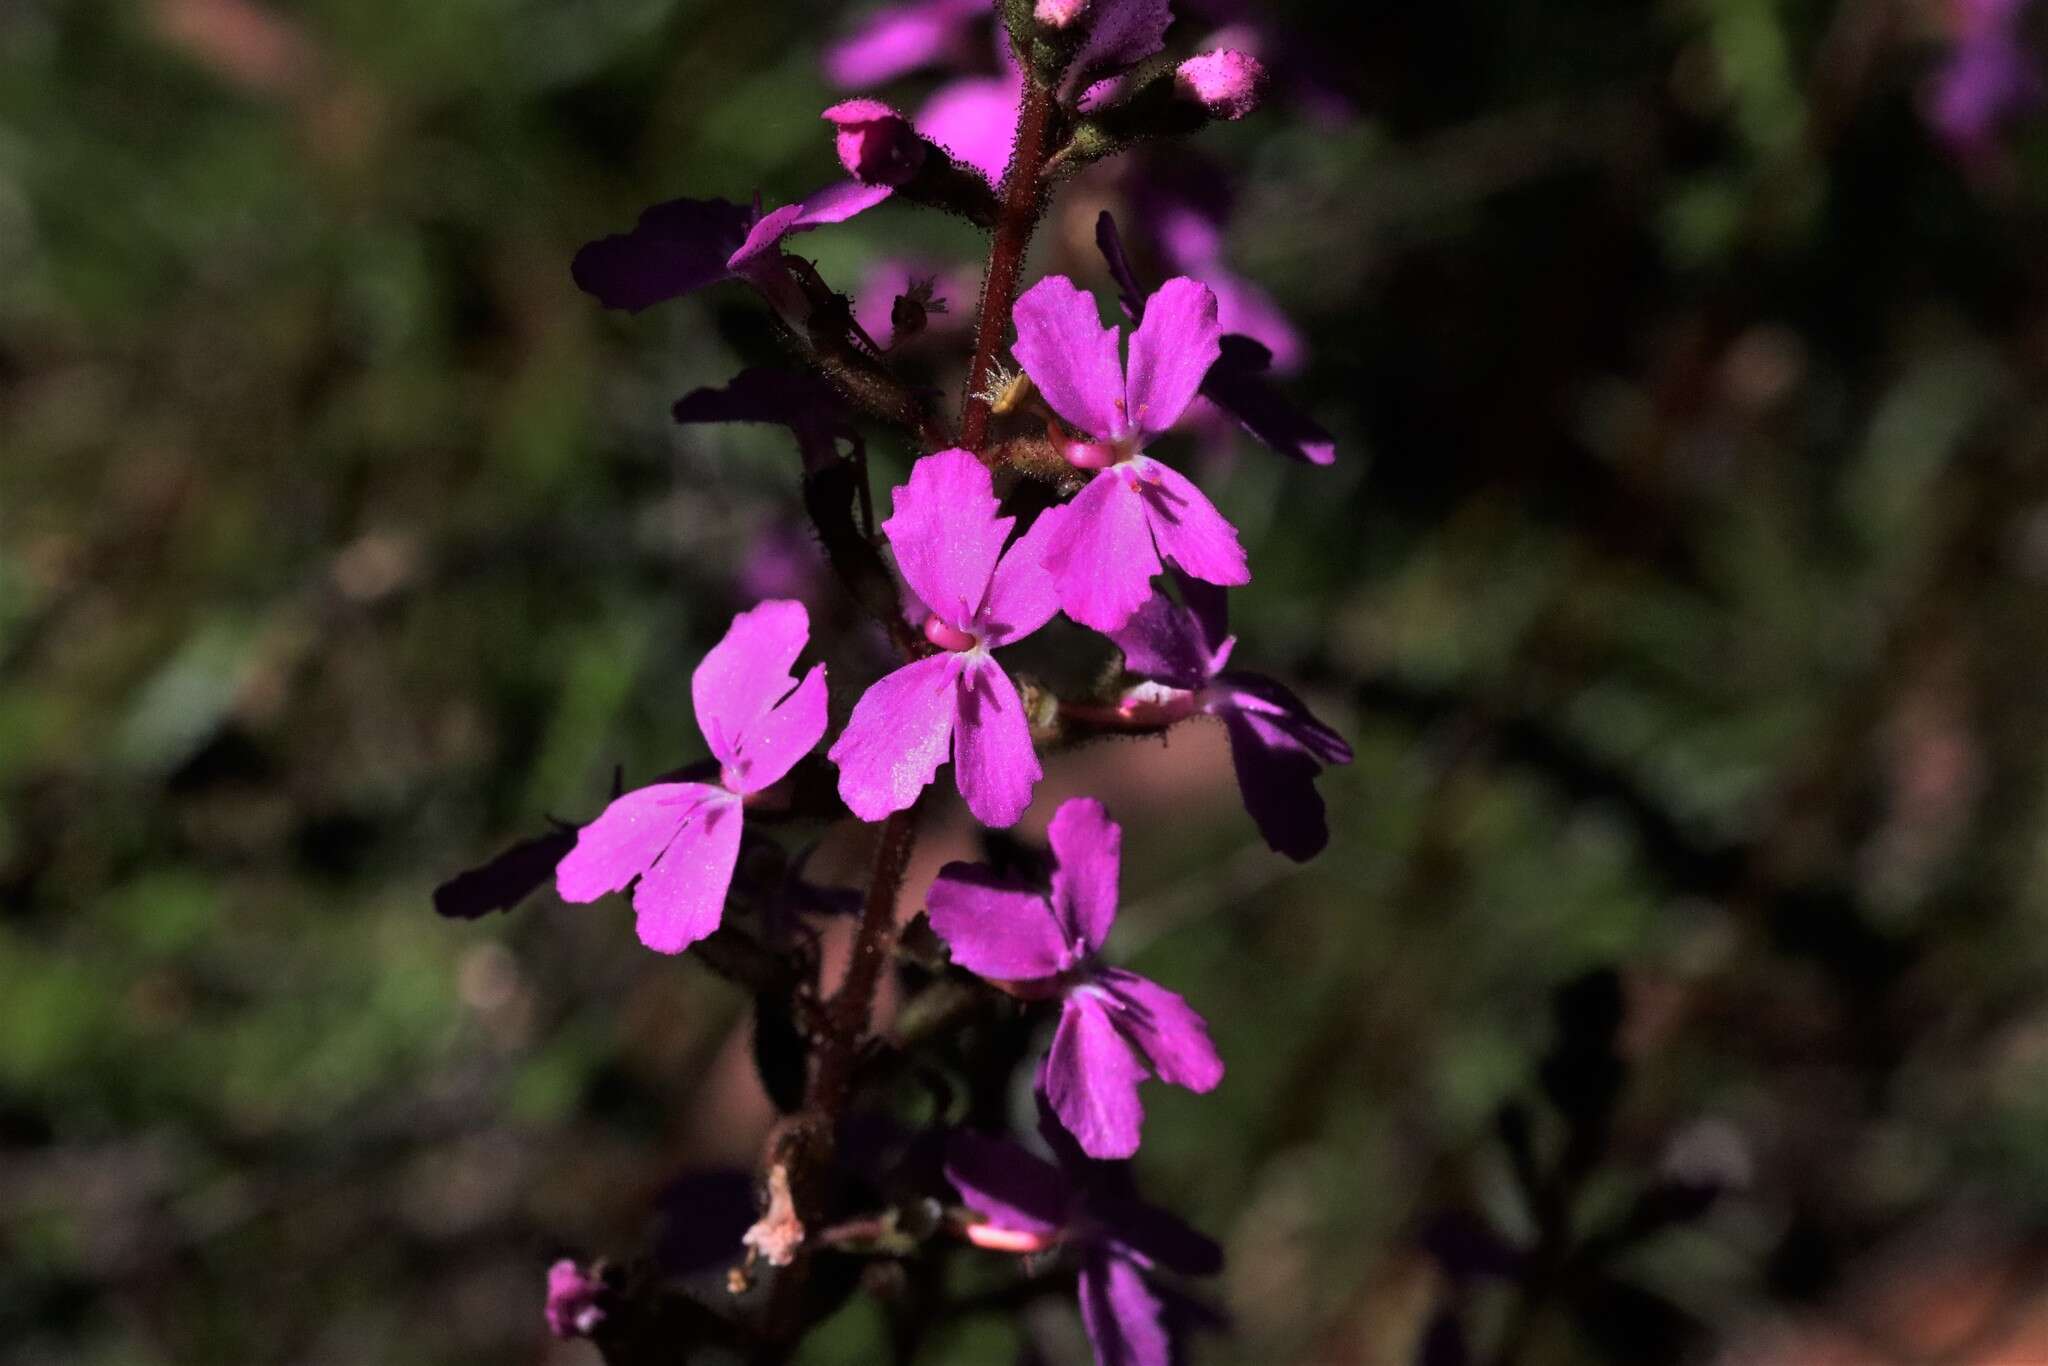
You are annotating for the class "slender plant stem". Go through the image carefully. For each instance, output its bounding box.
[961,72,1057,454]
[816,807,919,1111]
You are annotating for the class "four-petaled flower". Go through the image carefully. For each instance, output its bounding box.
[927,798,1224,1157]
[945,1114,1222,1366]
[1013,273,1249,632]
[829,448,1059,827]
[555,600,828,953]
[1108,576,1352,862]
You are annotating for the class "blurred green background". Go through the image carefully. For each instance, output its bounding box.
[11,0,2048,1362]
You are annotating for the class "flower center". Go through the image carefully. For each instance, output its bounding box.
[1061,435,1139,471]
[922,614,980,652]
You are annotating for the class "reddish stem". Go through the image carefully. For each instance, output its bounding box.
[961,73,1058,454]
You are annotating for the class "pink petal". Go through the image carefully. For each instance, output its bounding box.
[1134,459,1248,587]
[1078,1254,1171,1366]
[1042,990,1148,1159]
[1105,589,1214,690]
[829,653,961,821]
[1124,277,1220,442]
[555,782,712,903]
[630,793,744,953]
[952,654,1039,828]
[883,449,1010,632]
[1101,967,1224,1092]
[1072,0,1175,82]
[726,182,894,277]
[1012,275,1129,441]
[691,600,810,775]
[1042,470,1161,632]
[943,1131,1069,1236]
[1048,797,1120,953]
[977,508,1061,647]
[927,864,1071,980]
[570,197,755,314]
[917,74,1021,186]
[726,663,828,795]
[824,0,985,88]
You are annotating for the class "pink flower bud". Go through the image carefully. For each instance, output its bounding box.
[822,99,927,187]
[1034,0,1089,27]
[1175,50,1268,122]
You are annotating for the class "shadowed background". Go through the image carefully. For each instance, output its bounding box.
[9,0,2048,1362]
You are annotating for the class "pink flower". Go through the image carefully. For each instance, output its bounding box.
[572,183,892,316]
[1174,49,1267,121]
[823,98,929,186]
[544,1259,605,1339]
[927,799,1223,1158]
[554,601,828,953]
[823,0,988,89]
[1011,274,1248,632]
[829,449,1059,827]
[1036,0,1091,26]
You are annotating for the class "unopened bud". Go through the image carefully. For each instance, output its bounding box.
[1176,50,1267,122]
[1035,0,1089,27]
[822,99,927,187]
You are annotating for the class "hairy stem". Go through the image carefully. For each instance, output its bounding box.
[961,72,1057,454]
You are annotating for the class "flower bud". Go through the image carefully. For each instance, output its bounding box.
[822,99,928,187]
[1175,50,1268,122]
[1034,0,1089,27]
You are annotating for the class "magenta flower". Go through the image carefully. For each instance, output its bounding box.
[823,98,929,186]
[572,183,891,316]
[1096,210,1335,467]
[1174,49,1267,121]
[1107,577,1351,861]
[829,448,1059,827]
[555,601,828,953]
[824,0,988,88]
[928,798,1222,1157]
[543,1259,606,1339]
[1928,0,2042,159]
[919,71,1023,185]
[946,1117,1222,1366]
[1011,272,1247,632]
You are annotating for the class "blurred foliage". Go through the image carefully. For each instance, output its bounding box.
[9,0,2048,1363]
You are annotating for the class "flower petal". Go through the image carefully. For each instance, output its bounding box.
[824,0,985,88]
[1072,0,1175,83]
[1106,589,1214,691]
[672,368,855,475]
[555,782,710,903]
[1124,277,1221,443]
[1100,967,1223,1093]
[631,793,744,953]
[1078,1253,1172,1366]
[726,182,894,277]
[1134,458,1248,588]
[917,73,1021,186]
[1048,797,1121,953]
[1043,991,1148,1159]
[1220,709,1330,862]
[1042,470,1161,632]
[1214,673,1353,765]
[727,663,828,795]
[829,653,961,821]
[884,449,1010,632]
[570,197,754,313]
[943,1131,1069,1236]
[691,600,811,775]
[953,654,1039,828]
[928,863,1071,979]
[978,509,1061,647]
[1013,275,1129,440]
[1200,335,1337,466]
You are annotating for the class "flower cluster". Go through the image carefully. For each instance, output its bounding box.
[440,3,1350,1363]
